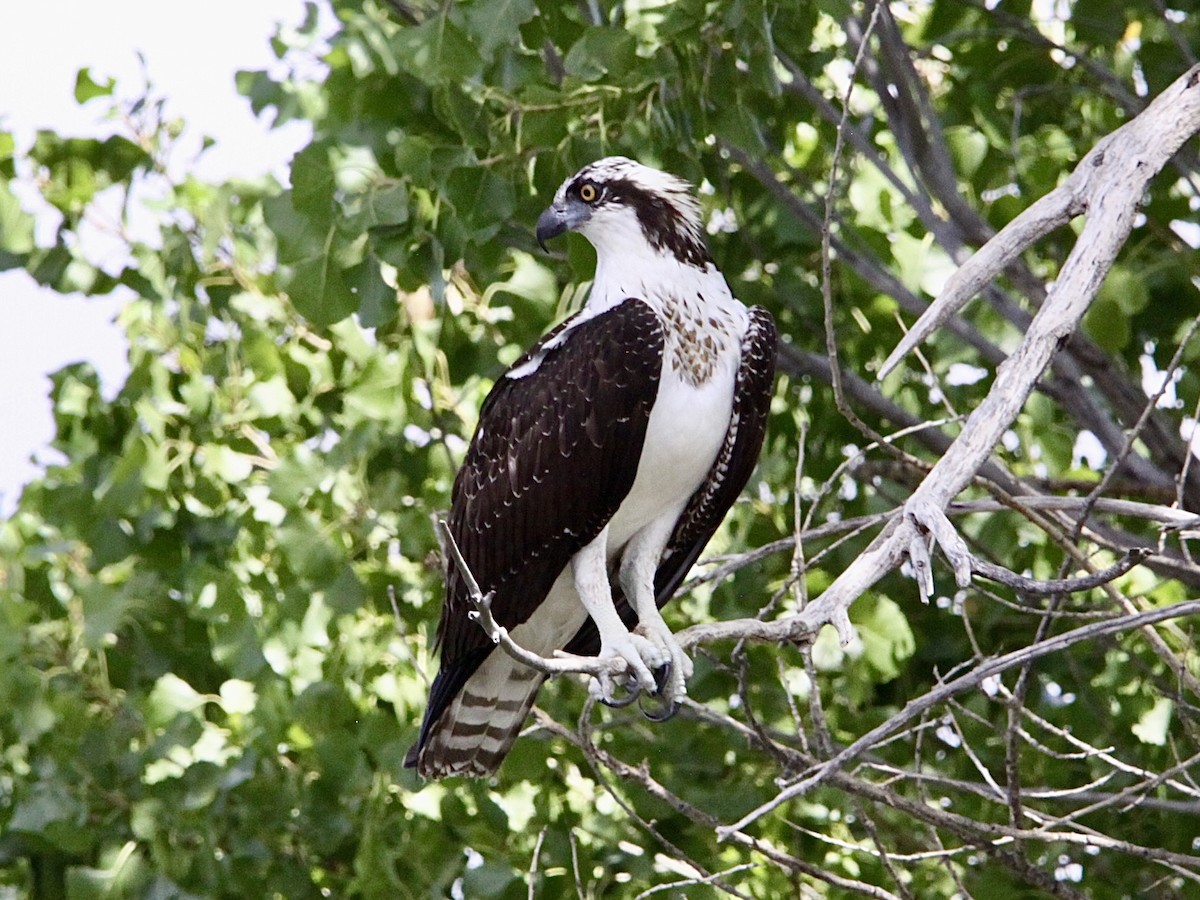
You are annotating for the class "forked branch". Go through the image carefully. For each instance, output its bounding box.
[781,63,1200,647]
[440,517,1152,679]
[714,598,1200,839]
[878,64,1200,378]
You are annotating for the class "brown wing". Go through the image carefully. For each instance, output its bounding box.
[407,298,665,763]
[561,304,777,655]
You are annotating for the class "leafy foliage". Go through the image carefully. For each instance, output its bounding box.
[2,1,1199,897]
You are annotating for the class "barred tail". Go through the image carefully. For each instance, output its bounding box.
[405,651,546,778]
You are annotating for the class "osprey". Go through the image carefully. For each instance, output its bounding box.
[405,157,777,778]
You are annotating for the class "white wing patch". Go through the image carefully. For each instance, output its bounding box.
[505,354,546,380]
[505,312,594,380]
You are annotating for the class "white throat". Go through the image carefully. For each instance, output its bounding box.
[582,226,748,387]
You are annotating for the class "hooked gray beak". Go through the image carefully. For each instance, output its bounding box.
[535,204,569,252]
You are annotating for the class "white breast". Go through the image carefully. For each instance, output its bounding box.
[605,355,736,550]
[605,276,746,547]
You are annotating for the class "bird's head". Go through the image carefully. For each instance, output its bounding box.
[535,157,712,269]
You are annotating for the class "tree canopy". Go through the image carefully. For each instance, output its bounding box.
[2,1,1199,897]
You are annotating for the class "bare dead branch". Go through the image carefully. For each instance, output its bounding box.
[879,65,1200,377]
[772,34,1173,496]
[527,827,546,900]
[822,0,887,446]
[715,598,1200,839]
[771,65,1200,648]
[971,547,1151,596]
[442,493,1155,695]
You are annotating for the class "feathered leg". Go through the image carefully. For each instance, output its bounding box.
[571,526,668,702]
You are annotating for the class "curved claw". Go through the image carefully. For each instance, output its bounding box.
[638,692,681,722]
[637,662,680,722]
[597,677,641,709]
[651,660,671,695]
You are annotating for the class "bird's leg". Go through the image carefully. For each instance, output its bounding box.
[618,522,693,710]
[571,529,665,704]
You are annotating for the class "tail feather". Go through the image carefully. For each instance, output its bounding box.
[406,651,546,778]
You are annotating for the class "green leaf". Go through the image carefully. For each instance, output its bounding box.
[30,132,150,213]
[1083,295,1131,351]
[563,28,637,81]
[263,192,322,263]
[461,0,537,60]
[235,68,285,118]
[392,134,433,184]
[0,129,16,176]
[95,433,149,513]
[482,250,557,305]
[856,596,916,682]
[347,255,398,327]
[290,142,336,220]
[462,861,519,898]
[1097,264,1150,316]
[445,167,515,241]
[0,181,36,267]
[945,125,989,178]
[364,182,410,229]
[247,375,296,420]
[80,579,134,648]
[8,781,87,837]
[147,673,206,724]
[201,444,256,483]
[1131,697,1173,746]
[278,513,343,580]
[284,244,359,325]
[218,679,258,716]
[73,67,115,104]
[393,18,484,85]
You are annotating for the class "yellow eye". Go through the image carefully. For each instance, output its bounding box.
[579,182,598,203]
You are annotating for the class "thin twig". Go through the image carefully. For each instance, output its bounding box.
[568,829,585,900]
[527,827,547,900]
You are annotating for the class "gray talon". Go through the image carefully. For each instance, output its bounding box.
[598,677,640,708]
[651,660,671,695]
[639,692,681,722]
[637,661,679,721]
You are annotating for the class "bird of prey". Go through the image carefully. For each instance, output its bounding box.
[405,157,777,778]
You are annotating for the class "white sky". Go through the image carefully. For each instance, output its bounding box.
[0,0,316,514]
